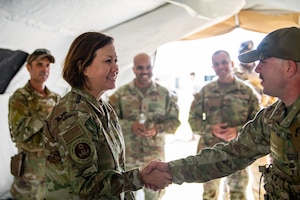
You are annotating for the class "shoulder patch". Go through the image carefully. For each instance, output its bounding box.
[60,123,96,167]
[70,137,93,164]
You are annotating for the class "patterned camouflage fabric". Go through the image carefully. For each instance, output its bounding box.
[234,64,277,108]
[170,95,300,200]
[109,80,180,199]
[234,64,276,200]
[8,81,60,200]
[44,88,143,200]
[188,78,260,200]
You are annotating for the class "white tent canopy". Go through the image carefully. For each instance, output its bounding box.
[0,0,299,198]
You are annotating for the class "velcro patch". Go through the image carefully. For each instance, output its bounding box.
[70,138,94,165]
[62,124,84,144]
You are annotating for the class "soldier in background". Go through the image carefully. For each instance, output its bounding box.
[8,49,60,199]
[234,40,256,80]
[109,53,180,200]
[235,40,277,200]
[234,40,277,107]
[188,50,260,200]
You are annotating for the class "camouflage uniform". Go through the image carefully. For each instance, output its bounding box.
[109,80,180,200]
[170,95,300,200]
[8,81,60,200]
[188,78,260,200]
[234,64,277,108]
[44,88,143,199]
[234,64,277,200]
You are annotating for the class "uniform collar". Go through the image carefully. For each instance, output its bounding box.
[278,95,300,128]
[128,79,159,96]
[212,77,241,93]
[25,80,51,96]
[71,88,104,113]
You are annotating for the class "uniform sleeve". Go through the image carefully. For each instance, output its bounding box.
[169,109,270,184]
[188,91,212,136]
[8,91,45,142]
[156,92,180,134]
[45,109,143,199]
[72,167,142,198]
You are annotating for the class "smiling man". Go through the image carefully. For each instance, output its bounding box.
[8,48,60,199]
[188,50,260,200]
[109,53,180,200]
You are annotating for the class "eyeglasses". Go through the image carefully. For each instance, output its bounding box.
[136,65,152,70]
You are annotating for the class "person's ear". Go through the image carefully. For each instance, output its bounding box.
[286,60,297,77]
[26,63,31,72]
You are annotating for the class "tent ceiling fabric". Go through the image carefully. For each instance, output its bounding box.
[168,0,245,20]
[183,11,300,40]
[170,0,300,40]
[170,0,300,16]
[0,0,167,35]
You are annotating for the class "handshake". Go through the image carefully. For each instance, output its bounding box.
[139,160,173,190]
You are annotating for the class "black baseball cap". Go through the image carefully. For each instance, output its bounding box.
[238,27,300,63]
[27,48,55,64]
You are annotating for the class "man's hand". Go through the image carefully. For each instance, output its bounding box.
[140,168,172,190]
[221,127,238,141]
[212,123,237,141]
[132,121,146,136]
[140,160,172,190]
[132,122,157,137]
[144,125,157,137]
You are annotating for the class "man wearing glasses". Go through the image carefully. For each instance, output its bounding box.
[109,53,180,200]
